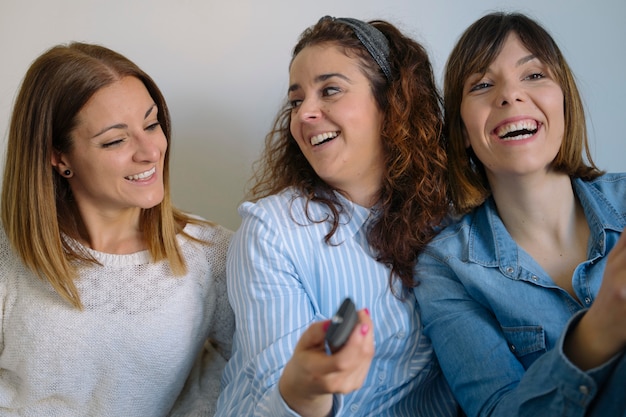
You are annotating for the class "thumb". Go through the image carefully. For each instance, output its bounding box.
[295,320,330,352]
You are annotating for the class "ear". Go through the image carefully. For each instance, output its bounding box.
[51,151,71,176]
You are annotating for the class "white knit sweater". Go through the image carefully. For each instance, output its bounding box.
[0,220,233,417]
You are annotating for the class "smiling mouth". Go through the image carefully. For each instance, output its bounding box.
[495,120,538,141]
[310,131,339,146]
[125,166,156,181]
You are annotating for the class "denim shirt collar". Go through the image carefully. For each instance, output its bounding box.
[467,177,626,276]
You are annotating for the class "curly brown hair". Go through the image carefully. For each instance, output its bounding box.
[248,17,448,291]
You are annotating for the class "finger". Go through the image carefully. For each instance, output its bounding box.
[343,308,374,349]
[295,320,330,352]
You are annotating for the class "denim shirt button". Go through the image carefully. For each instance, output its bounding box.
[350,403,359,412]
[579,385,590,395]
[505,266,514,274]
[584,297,591,305]
[531,275,538,281]
[508,344,516,353]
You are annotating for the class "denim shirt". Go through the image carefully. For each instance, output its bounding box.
[414,173,626,417]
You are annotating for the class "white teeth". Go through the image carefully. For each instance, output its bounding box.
[126,166,156,181]
[496,120,538,139]
[310,131,338,146]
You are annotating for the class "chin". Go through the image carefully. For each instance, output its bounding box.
[138,194,165,210]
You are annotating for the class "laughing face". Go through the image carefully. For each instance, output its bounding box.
[288,43,385,206]
[54,76,167,219]
[460,32,565,181]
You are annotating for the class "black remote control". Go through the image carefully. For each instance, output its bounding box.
[325,298,358,354]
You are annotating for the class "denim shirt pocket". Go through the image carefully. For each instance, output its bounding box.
[501,325,547,369]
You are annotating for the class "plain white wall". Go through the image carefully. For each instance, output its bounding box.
[1,0,624,231]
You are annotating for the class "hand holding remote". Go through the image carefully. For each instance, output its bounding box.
[325,298,359,354]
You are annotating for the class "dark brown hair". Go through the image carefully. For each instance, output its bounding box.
[444,12,603,214]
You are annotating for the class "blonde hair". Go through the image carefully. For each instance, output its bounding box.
[3,42,205,308]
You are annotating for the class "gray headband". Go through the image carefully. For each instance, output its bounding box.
[329,16,393,82]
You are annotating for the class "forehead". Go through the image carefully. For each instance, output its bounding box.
[79,77,152,116]
[289,44,363,81]
[73,76,155,136]
[465,33,539,84]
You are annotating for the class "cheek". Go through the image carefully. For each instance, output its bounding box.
[460,107,480,147]
[552,93,566,130]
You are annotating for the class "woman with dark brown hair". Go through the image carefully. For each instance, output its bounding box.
[0,42,233,416]
[217,16,458,417]
[415,12,626,417]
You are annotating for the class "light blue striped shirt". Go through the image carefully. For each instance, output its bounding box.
[216,188,458,416]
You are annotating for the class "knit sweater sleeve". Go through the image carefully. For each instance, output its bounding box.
[0,229,17,355]
[205,225,235,360]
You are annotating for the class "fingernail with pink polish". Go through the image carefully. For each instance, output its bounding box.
[360,324,369,336]
[323,320,331,332]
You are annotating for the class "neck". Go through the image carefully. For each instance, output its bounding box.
[489,171,583,247]
[76,207,146,254]
[490,172,589,297]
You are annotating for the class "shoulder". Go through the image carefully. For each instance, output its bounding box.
[425,212,476,256]
[0,226,19,278]
[582,172,626,196]
[181,216,234,253]
[576,173,626,218]
[238,188,319,230]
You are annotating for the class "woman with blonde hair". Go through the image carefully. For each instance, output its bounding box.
[1,42,233,416]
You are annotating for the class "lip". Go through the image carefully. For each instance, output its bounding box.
[491,116,540,141]
[492,116,536,131]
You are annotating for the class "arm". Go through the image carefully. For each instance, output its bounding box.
[216,201,374,417]
[564,230,626,369]
[206,226,236,360]
[415,252,608,417]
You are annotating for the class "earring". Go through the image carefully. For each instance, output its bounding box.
[64,169,71,177]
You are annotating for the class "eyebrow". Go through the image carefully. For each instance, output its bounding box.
[517,54,537,67]
[288,73,351,94]
[469,53,539,82]
[91,104,157,138]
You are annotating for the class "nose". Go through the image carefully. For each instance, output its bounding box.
[496,80,524,107]
[133,132,162,162]
[297,97,323,122]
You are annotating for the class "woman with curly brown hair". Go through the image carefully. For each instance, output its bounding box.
[217,16,458,417]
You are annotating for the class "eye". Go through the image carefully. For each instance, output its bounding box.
[322,86,341,97]
[469,82,491,92]
[102,139,124,148]
[289,99,302,109]
[525,72,545,81]
[146,121,161,131]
